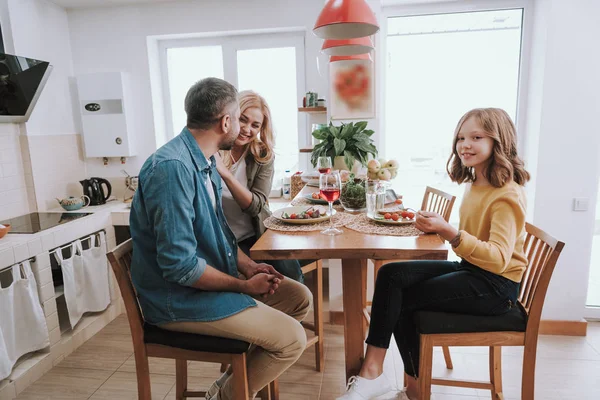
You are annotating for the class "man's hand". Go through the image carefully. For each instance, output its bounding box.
[415,211,457,241]
[242,273,280,297]
[239,261,285,281]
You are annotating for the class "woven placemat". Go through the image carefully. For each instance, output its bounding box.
[345,214,423,237]
[291,196,345,211]
[263,212,357,232]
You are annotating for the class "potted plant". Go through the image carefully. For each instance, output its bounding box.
[310,121,378,172]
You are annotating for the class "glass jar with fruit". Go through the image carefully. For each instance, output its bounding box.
[339,174,367,213]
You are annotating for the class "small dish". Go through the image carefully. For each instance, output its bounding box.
[0,224,11,239]
[304,193,339,205]
[273,206,335,225]
[368,214,414,225]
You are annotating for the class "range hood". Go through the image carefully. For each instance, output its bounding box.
[0,53,52,123]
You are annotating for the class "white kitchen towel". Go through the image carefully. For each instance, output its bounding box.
[0,262,50,381]
[78,232,110,314]
[54,242,85,329]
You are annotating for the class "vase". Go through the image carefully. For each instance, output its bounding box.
[333,155,364,174]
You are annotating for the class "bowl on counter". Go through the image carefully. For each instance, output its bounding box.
[0,224,11,239]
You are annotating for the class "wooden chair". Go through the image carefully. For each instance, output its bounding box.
[299,260,325,372]
[414,222,565,400]
[365,186,457,368]
[107,239,277,400]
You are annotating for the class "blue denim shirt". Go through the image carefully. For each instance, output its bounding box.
[129,128,256,325]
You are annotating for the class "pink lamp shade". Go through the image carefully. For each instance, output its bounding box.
[322,37,374,56]
[313,0,379,40]
[330,54,373,62]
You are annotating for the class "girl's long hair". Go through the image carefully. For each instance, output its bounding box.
[446,108,530,187]
[221,90,275,167]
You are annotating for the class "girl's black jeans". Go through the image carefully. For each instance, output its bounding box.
[366,260,520,377]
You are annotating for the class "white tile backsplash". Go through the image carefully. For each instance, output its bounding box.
[27,134,87,211]
[0,127,33,221]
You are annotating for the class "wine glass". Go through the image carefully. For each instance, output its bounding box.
[317,156,332,174]
[319,171,343,236]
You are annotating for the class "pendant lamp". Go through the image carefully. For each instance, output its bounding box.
[314,0,379,40]
[322,37,374,56]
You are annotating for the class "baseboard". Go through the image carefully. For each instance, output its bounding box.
[330,311,344,326]
[329,312,588,337]
[539,319,587,336]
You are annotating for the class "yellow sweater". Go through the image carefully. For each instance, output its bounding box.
[454,181,528,282]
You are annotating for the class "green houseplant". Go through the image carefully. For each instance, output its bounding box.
[310,121,378,171]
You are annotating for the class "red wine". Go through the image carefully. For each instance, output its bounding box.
[318,168,331,174]
[320,189,340,202]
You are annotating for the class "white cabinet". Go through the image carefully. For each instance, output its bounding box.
[76,72,137,158]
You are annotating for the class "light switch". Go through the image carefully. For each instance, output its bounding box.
[573,197,589,211]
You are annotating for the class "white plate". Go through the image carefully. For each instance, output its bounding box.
[273,206,335,225]
[368,214,415,225]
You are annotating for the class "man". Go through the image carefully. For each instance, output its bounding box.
[130,77,311,399]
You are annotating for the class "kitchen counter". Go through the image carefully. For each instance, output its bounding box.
[0,201,130,270]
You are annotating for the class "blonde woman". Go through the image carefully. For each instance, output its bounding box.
[216,90,303,282]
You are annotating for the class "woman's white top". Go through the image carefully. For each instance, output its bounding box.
[221,157,255,241]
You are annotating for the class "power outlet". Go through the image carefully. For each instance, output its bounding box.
[573,197,589,211]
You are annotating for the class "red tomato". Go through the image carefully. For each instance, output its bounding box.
[391,213,400,221]
[401,210,409,219]
[395,199,403,205]
[307,211,313,217]
[290,214,297,219]
[384,213,392,220]
[407,212,415,219]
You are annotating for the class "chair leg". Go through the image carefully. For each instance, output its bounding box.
[442,346,454,369]
[270,379,279,400]
[175,359,188,400]
[231,353,249,400]
[314,260,325,372]
[418,335,434,400]
[133,350,152,400]
[489,346,503,399]
[521,339,538,400]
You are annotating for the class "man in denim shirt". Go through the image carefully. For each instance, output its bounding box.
[130,78,311,400]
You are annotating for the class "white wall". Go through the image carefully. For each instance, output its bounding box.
[528,0,600,321]
[67,0,332,181]
[6,0,77,136]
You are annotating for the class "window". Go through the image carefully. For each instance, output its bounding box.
[157,32,305,188]
[383,9,524,221]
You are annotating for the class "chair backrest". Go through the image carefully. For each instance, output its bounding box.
[518,223,565,332]
[106,239,145,344]
[421,186,456,222]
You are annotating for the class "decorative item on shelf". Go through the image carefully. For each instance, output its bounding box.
[313,0,380,40]
[367,158,399,181]
[330,53,375,119]
[122,170,139,203]
[0,224,10,239]
[310,121,377,173]
[339,173,367,213]
[305,91,319,107]
[56,196,91,211]
[317,99,326,107]
[322,37,374,56]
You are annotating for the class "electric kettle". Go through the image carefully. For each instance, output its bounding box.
[80,177,112,205]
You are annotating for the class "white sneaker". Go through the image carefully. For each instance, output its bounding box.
[336,374,393,400]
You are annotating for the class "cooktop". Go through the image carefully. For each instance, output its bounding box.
[0,212,92,234]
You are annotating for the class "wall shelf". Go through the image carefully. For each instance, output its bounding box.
[298,107,327,114]
[299,148,313,153]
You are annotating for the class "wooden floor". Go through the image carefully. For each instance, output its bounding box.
[10,315,600,399]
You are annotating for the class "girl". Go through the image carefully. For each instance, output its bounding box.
[216,90,304,282]
[338,108,530,400]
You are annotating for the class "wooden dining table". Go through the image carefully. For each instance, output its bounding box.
[250,185,448,381]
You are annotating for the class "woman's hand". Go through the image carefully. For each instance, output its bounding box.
[415,211,457,240]
[214,153,231,179]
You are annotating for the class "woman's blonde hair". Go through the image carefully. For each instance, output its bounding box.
[221,90,275,167]
[446,108,530,187]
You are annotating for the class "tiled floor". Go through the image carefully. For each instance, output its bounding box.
[10,315,600,399]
